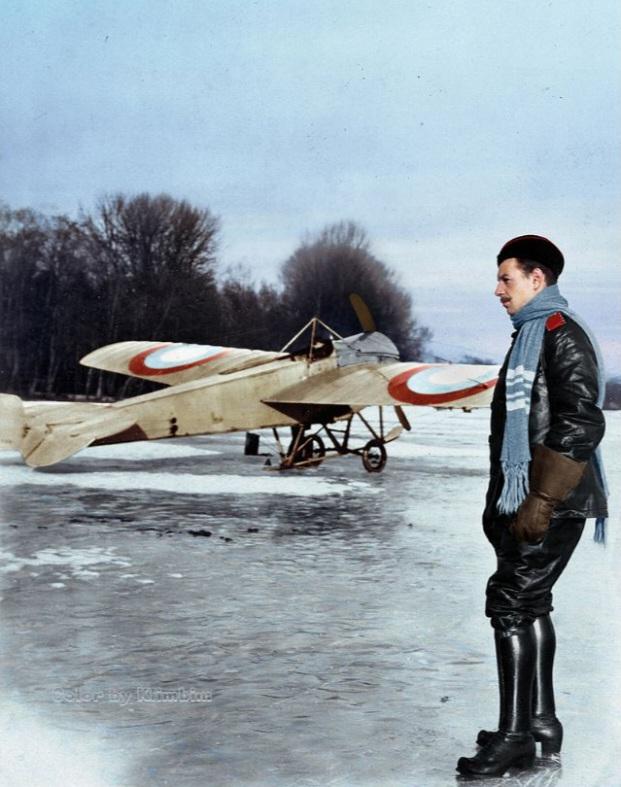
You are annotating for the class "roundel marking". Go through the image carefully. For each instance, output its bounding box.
[388,365,498,405]
[129,343,231,376]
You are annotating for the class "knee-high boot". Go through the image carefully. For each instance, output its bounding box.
[473,626,507,746]
[531,613,563,755]
[476,614,563,755]
[457,626,536,777]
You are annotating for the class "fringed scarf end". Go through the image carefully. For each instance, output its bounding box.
[497,461,530,515]
[594,517,607,545]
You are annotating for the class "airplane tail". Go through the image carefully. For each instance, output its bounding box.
[0,394,26,451]
[0,394,136,467]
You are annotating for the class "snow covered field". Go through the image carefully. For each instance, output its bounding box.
[1,409,619,787]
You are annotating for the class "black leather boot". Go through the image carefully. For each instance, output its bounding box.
[531,613,563,755]
[474,618,506,750]
[457,626,536,777]
[476,614,563,756]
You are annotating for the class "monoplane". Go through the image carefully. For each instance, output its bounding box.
[0,297,499,471]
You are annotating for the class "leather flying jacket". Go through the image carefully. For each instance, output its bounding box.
[485,313,608,521]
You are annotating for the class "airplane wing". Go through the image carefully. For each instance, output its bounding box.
[265,361,500,412]
[80,341,289,386]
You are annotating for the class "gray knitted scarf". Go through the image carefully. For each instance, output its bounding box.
[497,284,609,541]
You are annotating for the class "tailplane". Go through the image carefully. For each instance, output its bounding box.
[0,395,137,467]
[22,409,137,467]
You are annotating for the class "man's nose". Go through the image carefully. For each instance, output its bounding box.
[494,282,503,297]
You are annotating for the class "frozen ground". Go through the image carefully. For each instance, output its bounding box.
[0,408,619,787]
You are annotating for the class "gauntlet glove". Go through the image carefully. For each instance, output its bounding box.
[512,444,586,543]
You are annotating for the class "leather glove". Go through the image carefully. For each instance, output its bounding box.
[512,444,586,543]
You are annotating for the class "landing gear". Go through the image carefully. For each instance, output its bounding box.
[270,406,401,472]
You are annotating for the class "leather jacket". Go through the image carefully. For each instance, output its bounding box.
[484,313,608,521]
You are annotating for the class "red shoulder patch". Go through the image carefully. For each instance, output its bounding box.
[546,312,566,331]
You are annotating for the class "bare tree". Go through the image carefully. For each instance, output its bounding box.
[0,206,51,392]
[0,206,100,396]
[80,194,222,395]
[82,193,220,336]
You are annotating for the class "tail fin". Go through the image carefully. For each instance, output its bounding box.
[21,407,137,467]
[0,394,26,451]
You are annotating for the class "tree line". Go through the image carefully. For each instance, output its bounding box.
[0,194,430,399]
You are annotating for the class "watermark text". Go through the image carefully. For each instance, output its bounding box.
[52,686,213,706]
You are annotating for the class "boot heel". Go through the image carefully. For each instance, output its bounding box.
[540,737,562,756]
[533,717,563,756]
[514,752,535,770]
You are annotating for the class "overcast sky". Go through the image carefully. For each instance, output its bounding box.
[2,1,620,370]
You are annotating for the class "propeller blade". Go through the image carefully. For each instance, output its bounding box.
[349,293,376,333]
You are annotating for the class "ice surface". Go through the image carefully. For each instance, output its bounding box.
[0,409,619,786]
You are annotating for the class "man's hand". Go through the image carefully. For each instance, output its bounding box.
[512,494,553,542]
[511,444,586,543]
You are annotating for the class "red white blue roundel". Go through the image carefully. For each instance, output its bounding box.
[129,343,230,376]
[388,364,498,405]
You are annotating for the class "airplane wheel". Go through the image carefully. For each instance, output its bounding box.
[287,433,325,465]
[362,439,387,473]
[300,434,325,464]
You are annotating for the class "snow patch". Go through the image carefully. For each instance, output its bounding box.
[73,442,220,461]
[0,546,132,577]
[0,700,125,786]
[0,464,376,498]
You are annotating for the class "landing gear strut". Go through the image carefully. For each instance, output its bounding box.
[285,428,326,467]
[270,406,401,472]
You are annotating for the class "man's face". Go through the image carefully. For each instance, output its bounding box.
[495,258,542,315]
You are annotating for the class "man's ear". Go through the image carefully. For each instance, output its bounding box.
[531,267,546,289]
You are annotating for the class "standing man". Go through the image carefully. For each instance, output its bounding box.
[456,235,608,778]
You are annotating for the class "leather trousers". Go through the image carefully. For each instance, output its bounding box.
[483,514,585,632]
